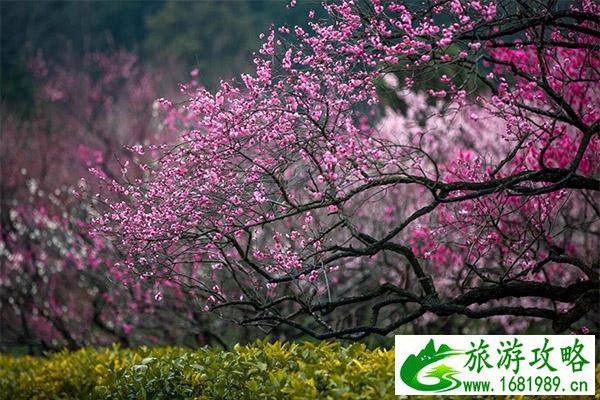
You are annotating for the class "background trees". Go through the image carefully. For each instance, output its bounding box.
[0,52,235,352]
[1,0,316,352]
[0,0,321,105]
[1,0,598,352]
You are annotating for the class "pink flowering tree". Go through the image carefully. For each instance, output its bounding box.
[95,0,599,339]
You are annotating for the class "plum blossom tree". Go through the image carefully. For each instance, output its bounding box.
[95,0,599,339]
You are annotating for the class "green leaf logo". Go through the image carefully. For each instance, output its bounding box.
[400,339,464,392]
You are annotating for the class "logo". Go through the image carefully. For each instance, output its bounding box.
[400,339,464,392]
[395,335,595,396]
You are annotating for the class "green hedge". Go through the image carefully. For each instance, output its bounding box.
[0,340,597,399]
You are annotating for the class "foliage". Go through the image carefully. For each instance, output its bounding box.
[1,341,597,400]
[0,341,391,400]
[143,1,257,85]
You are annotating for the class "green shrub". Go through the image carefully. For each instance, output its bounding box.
[0,340,598,399]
